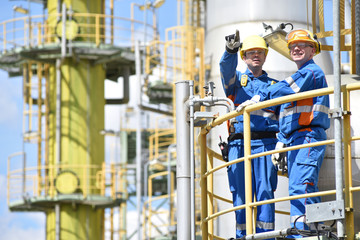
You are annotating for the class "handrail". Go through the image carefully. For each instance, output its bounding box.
[0,12,155,53]
[199,82,360,239]
[142,170,175,239]
[7,162,128,205]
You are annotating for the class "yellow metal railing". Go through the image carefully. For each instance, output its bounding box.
[142,170,175,240]
[0,12,155,53]
[312,0,356,73]
[7,161,128,205]
[149,128,174,161]
[199,82,360,240]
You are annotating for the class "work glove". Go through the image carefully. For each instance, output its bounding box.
[225,30,240,54]
[272,141,288,174]
[235,95,260,112]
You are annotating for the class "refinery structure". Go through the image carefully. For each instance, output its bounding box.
[2,0,360,240]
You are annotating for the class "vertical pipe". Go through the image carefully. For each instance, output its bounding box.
[135,40,142,240]
[189,81,195,240]
[333,0,345,237]
[37,63,42,196]
[167,144,176,234]
[143,162,149,240]
[55,5,66,240]
[175,80,191,240]
[27,0,31,48]
[55,54,61,240]
[110,0,114,44]
[356,0,360,74]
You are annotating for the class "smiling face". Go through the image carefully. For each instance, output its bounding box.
[289,41,316,68]
[242,48,266,77]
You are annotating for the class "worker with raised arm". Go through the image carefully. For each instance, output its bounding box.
[220,31,279,240]
[237,29,330,234]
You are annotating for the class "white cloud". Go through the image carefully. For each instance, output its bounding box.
[0,205,45,240]
[0,225,44,240]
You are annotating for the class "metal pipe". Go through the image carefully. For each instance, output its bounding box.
[333,0,345,237]
[167,144,176,234]
[175,80,191,240]
[189,81,196,240]
[55,3,63,240]
[193,96,235,110]
[135,40,142,240]
[142,160,149,240]
[356,0,360,74]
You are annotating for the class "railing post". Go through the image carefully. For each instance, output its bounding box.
[342,88,354,238]
[243,109,254,235]
[200,133,208,240]
[96,14,100,47]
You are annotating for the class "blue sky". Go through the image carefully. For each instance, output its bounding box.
[0,2,44,238]
[0,1,177,239]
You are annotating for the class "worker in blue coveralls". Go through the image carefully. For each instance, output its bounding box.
[237,29,330,235]
[220,31,279,239]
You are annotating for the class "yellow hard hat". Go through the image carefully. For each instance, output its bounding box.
[240,35,269,59]
[286,29,321,55]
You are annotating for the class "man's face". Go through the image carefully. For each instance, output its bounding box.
[242,48,266,68]
[289,41,316,67]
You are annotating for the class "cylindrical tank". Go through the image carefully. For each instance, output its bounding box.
[205,0,337,238]
[46,1,106,239]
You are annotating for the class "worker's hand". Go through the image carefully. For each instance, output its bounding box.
[272,141,288,174]
[271,141,285,166]
[225,30,240,53]
[235,95,260,112]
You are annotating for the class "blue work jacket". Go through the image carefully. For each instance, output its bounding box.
[220,51,279,135]
[258,59,330,143]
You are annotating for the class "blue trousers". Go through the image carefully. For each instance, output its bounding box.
[227,138,278,239]
[287,133,326,234]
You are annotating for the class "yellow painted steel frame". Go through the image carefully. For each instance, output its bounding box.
[199,82,360,240]
[0,12,153,53]
[313,0,356,73]
[142,171,175,240]
[7,163,126,203]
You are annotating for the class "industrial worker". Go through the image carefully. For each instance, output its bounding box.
[220,31,279,239]
[237,29,330,234]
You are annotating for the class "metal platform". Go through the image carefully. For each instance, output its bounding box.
[8,193,125,212]
[0,42,136,80]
